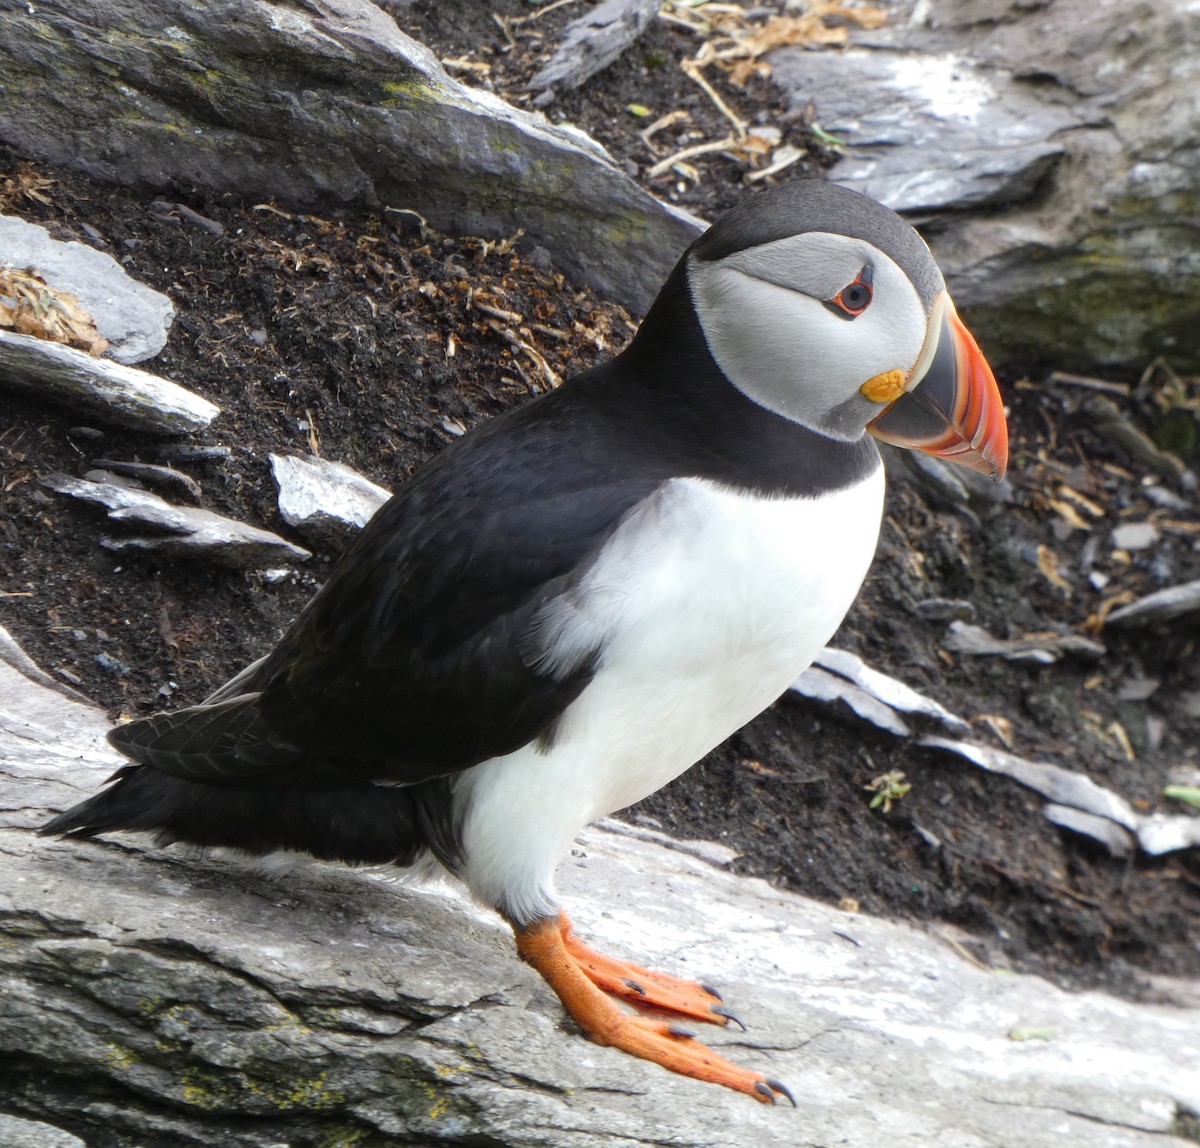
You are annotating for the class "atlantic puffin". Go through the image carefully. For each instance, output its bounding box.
[43,180,1007,1103]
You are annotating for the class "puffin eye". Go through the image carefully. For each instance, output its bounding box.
[825,266,874,319]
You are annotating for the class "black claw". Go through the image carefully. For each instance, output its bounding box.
[765,1078,798,1107]
[622,978,646,996]
[667,1024,696,1040]
[712,1005,747,1032]
[699,982,724,1002]
[753,1081,777,1104]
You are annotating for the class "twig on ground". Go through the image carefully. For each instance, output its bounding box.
[509,0,585,26]
[639,109,691,151]
[1048,371,1131,397]
[681,56,747,138]
[485,318,561,390]
[646,136,741,179]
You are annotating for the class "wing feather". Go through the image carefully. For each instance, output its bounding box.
[112,397,665,789]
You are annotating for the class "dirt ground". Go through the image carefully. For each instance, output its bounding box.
[1,1,1198,1002]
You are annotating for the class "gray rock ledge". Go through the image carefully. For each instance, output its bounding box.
[0,0,703,314]
[770,0,1200,373]
[1,628,1197,1146]
[0,330,219,434]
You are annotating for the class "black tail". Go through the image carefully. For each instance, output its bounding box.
[40,765,454,867]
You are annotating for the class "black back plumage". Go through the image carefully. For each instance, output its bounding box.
[42,192,883,863]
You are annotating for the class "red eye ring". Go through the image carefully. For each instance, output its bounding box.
[826,266,874,319]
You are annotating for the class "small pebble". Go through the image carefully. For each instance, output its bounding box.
[84,468,143,490]
[630,813,663,829]
[1078,534,1101,571]
[78,222,108,248]
[1117,676,1159,701]
[1110,522,1158,551]
[914,598,976,623]
[92,459,203,502]
[95,652,131,676]
[1145,715,1166,752]
[1142,484,1191,512]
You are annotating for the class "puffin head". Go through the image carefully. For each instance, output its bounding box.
[686,181,1008,478]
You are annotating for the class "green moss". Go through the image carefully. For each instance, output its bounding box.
[318,1127,369,1148]
[180,1068,226,1110]
[266,1072,346,1111]
[178,1066,346,1113]
[965,197,1200,375]
[148,1002,198,1026]
[104,1044,138,1071]
[378,77,435,107]
[969,263,1200,375]
[434,1060,472,1079]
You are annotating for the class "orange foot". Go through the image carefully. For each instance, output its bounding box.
[514,911,794,1105]
[559,913,741,1026]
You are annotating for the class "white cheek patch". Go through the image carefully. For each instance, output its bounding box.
[689,266,846,423]
[689,233,931,436]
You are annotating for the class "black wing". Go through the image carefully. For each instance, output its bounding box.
[109,391,664,789]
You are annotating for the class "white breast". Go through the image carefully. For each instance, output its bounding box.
[456,468,886,923]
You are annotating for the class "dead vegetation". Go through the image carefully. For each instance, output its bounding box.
[0,268,109,356]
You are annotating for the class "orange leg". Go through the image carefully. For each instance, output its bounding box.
[514,912,794,1105]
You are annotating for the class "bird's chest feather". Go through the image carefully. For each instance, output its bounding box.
[540,469,886,810]
[454,467,885,921]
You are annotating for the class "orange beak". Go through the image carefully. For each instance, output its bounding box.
[868,295,1009,480]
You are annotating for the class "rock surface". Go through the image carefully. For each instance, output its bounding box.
[530,0,662,99]
[922,736,1200,856]
[1107,580,1200,627]
[1,629,1197,1147]
[0,0,702,314]
[0,213,174,363]
[270,452,391,549]
[41,472,311,567]
[4,0,1196,373]
[0,1113,86,1148]
[0,330,219,434]
[770,0,1200,372]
